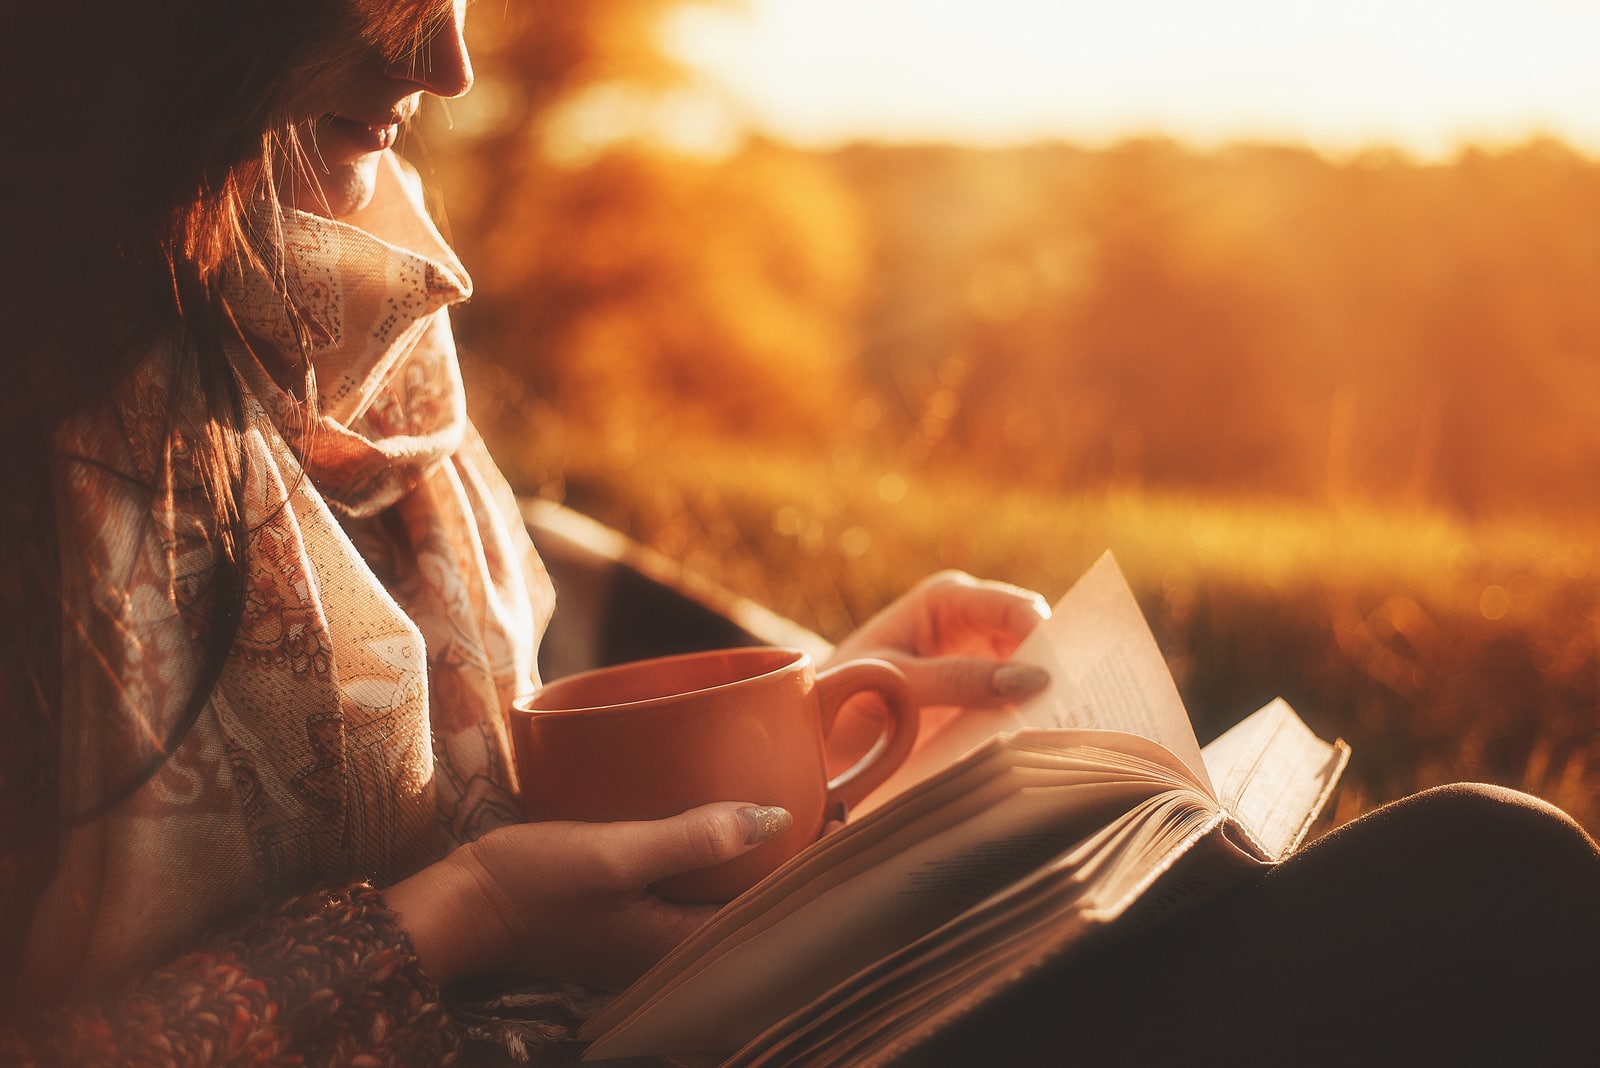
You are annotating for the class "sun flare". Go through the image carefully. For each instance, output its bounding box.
[667,0,1600,158]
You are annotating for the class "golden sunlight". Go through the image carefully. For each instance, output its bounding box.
[447,1,1600,832]
[667,0,1600,157]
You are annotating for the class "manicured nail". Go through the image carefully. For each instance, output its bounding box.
[991,662,1050,698]
[737,806,794,845]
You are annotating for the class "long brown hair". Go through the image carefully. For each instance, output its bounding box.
[0,0,466,953]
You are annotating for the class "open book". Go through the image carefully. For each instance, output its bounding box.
[581,552,1349,1066]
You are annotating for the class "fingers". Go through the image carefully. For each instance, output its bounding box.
[826,570,1054,712]
[885,652,1051,710]
[921,571,1052,657]
[611,801,794,887]
[834,570,1052,666]
[445,811,786,990]
[632,900,725,977]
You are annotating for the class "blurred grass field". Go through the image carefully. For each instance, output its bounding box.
[481,402,1600,838]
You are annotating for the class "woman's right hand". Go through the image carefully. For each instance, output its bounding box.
[384,802,790,991]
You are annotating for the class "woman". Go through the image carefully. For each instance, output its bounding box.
[6,3,1598,1066]
[0,1,1050,1062]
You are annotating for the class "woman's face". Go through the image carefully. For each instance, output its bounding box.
[285,0,473,218]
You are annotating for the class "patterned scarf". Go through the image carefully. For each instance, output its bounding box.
[25,153,552,998]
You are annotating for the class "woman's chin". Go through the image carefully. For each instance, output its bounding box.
[286,157,382,219]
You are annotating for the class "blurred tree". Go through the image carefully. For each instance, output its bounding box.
[412,1,866,481]
[409,4,1600,526]
[833,137,1600,521]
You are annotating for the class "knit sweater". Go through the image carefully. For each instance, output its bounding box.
[1,883,461,1066]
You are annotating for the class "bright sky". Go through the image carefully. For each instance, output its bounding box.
[664,0,1600,157]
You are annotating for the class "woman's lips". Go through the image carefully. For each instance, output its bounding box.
[320,115,399,152]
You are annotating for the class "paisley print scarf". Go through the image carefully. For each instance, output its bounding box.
[24,152,552,997]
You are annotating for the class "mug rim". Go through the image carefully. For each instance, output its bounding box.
[516,645,812,716]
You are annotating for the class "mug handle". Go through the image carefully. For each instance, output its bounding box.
[815,657,920,811]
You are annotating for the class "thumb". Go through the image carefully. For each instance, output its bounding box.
[618,802,795,886]
[890,655,1050,710]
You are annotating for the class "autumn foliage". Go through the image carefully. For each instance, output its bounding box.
[432,8,1600,520]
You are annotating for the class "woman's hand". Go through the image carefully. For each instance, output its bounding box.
[821,572,1052,778]
[385,802,791,991]
[829,570,1051,709]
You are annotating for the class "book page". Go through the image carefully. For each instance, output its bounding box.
[860,553,1211,812]
[1200,698,1351,859]
[1013,553,1208,785]
[582,733,1194,1060]
[726,792,1235,1068]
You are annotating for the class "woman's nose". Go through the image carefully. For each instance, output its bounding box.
[386,1,474,99]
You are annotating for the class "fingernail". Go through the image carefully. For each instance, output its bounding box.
[991,662,1050,698]
[737,806,794,845]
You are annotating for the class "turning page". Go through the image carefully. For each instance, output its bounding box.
[856,552,1210,814]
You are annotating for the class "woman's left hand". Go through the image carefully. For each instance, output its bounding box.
[827,570,1051,710]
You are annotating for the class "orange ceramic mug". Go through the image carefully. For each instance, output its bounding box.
[511,646,918,902]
